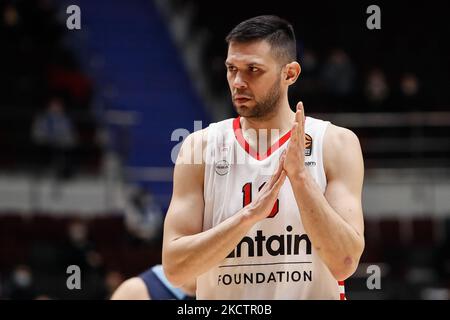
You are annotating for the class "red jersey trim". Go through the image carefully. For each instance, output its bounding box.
[338,281,346,300]
[232,116,291,161]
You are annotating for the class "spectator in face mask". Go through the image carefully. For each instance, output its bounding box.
[64,220,103,272]
[31,96,77,180]
[8,265,36,300]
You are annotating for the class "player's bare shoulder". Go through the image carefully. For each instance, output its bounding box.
[323,123,364,176]
[172,128,209,190]
[324,124,361,152]
[110,277,149,300]
[176,128,209,166]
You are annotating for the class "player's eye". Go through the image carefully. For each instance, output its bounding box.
[250,67,259,72]
[227,66,237,72]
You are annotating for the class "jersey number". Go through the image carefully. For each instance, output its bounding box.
[242,182,279,218]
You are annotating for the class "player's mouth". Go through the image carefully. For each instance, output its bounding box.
[234,95,252,104]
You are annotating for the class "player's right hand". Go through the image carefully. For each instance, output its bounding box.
[244,152,287,222]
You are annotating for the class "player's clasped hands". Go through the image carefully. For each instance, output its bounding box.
[244,101,307,222]
[245,151,287,221]
[283,101,306,180]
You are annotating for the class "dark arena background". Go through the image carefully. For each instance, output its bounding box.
[1,0,450,300]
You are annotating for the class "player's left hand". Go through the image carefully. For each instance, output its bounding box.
[283,101,306,180]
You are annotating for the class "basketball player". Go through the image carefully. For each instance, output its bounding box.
[162,15,365,299]
[110,264,195,300]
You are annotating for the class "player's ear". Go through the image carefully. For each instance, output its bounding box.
[285,62,301,84]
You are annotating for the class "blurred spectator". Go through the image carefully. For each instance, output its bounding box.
[364,68,391,111]
[320,49,356,110]
[31,96,77,179]
[124,185,164,243]
[321,49,356,96]
[300,49,320,89]
[295,49,323,107]
[62,219,108,299]
[395,73,425,111]
[63,219,103,271]
[8,265,36,300]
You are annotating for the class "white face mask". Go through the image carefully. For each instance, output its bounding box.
[13,270,32,288]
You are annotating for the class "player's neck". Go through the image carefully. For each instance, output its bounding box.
[240,100,295,134]
[240,99,295,152]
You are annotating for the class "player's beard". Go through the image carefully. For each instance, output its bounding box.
[233,76,282,120]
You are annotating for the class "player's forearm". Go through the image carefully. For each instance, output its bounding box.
[163,207,257,287]
[290,172,364,281]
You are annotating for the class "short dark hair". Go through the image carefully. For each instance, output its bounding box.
[225,15,297,65]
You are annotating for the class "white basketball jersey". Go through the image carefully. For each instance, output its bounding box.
[197,116,345,300]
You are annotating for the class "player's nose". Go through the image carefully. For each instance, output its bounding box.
[232,73,247,89]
